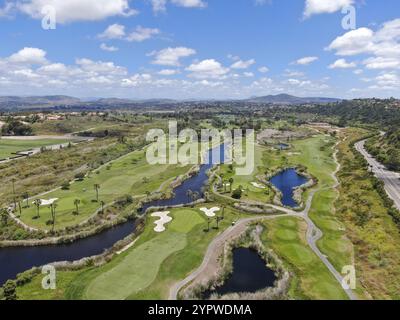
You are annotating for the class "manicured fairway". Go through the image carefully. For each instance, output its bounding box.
[261,217,348,300]
[18,148,190,230]
[0,138,69,159]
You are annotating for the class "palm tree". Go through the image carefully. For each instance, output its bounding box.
[33,199,42,218]
[221,206,225,220]
[11,178,16,210]
[100,201,105,214]
[94,184,100,202]
[17,200,22,217]
[49,203,57,232]
[22,192,29,208]
[206,217,211,232]
[74,199,81,215]
[229,178,234,192]
[0,208,8,226]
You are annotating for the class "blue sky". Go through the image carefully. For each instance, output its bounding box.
[0,0,399,99]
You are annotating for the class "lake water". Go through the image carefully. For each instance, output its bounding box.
[204,248,276,298]
[269,168,308,207]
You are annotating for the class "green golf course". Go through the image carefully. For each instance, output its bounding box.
[0,138,70,159]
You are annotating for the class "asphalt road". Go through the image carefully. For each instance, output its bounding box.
[355,140,400,211]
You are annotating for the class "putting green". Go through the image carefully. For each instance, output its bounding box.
[84,209,204,300]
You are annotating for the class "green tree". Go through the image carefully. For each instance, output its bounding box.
[0,208,8,226]
[33,199,42,218]
[74,199,81,215]
[94,184,100,202]
[22,192,29,208]
[3,280,17,300]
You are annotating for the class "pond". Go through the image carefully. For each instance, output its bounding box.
[269,168,308,207]
[276,143,290,150]
[204,248,276,298]
[0,144,227,286]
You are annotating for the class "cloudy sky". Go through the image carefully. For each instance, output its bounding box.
[0,0,399,99]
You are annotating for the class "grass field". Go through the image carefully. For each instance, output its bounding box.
[261,217,348,299]
[17,148,190,230]
[16,206,245,300]
[218,141,275,203]
[0,139,69,159]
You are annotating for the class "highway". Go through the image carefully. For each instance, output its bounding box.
[355,140,400,211]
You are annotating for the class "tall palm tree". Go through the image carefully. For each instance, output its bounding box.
[11,178,16,210]
[33,199,42,218]
[229,178,234,192]
[22,192,29,208]
[0,208,8,226]
[100,201,105,214]
[94,184,100,202]
[74,199,81,215]
[49,203,57,232]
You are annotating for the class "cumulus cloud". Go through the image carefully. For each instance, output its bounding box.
[328,58,357,69]
[149,47,196,66]
[293,56,318,65]
[230,59,256,69]
[304,0,353,18]
[126,26,160,42]
[171,0,207,8]
[100,43,119,52]
[186,59,229,79]
[98,24,126,39]
[16,0,137,23]
[9,47,47,64]
[327,19,400,70]
[158,69,180,75]
[258,66,269,73]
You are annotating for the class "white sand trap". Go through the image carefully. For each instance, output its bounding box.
[251,182,266,189]
[34,198,58,206]
[151,211,172,233]
[200,207,220,217]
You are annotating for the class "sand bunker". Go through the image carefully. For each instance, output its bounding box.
[151,211,172,233]
[251,182,266,189]
[200,207,220,217]
[34,198,58,206]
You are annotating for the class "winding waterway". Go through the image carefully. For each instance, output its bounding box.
[0,144,227,286]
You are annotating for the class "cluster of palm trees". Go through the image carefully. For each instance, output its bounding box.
[205,206,225,232]
[220,175,234,193]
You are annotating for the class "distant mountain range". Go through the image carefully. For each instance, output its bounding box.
[0,94,341,110]
[244,94,341,104]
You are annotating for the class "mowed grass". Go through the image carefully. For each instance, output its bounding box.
[261,217,348,300]
[287,135,354,272]
[16,206,244,300]
[18,149,190,230]
[0,139,69,159]
[219,142,274,203]
[84,208,205,300]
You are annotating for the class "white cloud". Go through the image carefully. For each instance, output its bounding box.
[171,0,207,8]
[327,19,400,70]
[100,43,119,52]
[126,26,160,42]
[150,0,167,13]
[304,0,353,18]
[16,0,137,23]
[8,47,47,64]
[76,58,127,75]
[294,56,318,65]
[327,27,374,56]
[258,66,269,73]
[328,58,357,69]
[186,59,229,79]
[243,72,254,77]
[158,69,180,75]
[0,2,14,17]
[98,24,126,39]
[230,59,256,69]
[149,47,196,66]
[353,69,363,75]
